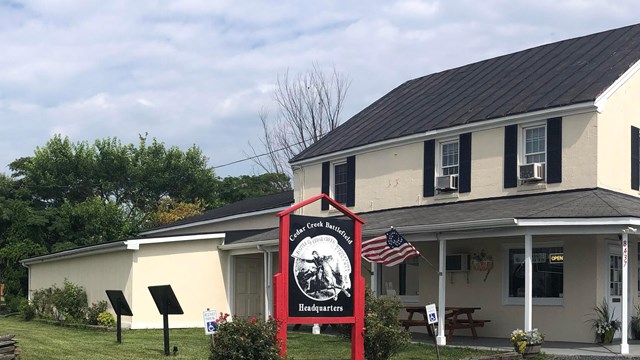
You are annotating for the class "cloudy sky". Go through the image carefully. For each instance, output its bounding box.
[1,1,640,177]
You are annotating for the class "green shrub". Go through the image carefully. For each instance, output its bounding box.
[328,288,410,360]
[97,311,116,327]
[31,287,57,320]
[87,301,109,325]
[364,288,410,360]
[210,315,284,360]
[28,279,88,322]
[4,294,24,313]
[19,298,36,321]
[53,279,88,322]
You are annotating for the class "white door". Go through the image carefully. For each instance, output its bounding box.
[234,254,264,318]
[607,244,622,338]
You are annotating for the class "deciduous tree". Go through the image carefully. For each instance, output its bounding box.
[248,64,350,176]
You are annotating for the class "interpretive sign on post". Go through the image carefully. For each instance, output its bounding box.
[148,285,183,357]
[274,194,365,360]
[105,290,133,344]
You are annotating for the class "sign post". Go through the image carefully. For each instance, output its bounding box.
[105,290,133,344]
[425,304,440,360]
[148,285,184,356]
[274,194,365,360]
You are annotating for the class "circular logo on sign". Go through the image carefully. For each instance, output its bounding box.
[291,235,352,301]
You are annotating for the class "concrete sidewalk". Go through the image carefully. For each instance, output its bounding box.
[411,333,640,358]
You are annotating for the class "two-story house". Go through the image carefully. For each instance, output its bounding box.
[21,23,640,350]
[289,23,640,347]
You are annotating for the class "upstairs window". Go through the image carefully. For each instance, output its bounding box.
[321,156,355,210]
[524,125,546,164]
[440,141,459,176]
[333,162,348,204]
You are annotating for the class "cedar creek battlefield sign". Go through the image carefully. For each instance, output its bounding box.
[288,214,354,317]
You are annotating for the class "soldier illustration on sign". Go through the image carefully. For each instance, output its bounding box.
[292,236,352,301]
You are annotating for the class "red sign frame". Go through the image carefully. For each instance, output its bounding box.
[274,194,365,359]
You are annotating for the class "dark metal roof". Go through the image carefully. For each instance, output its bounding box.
[142,190,293,233]
[292,23,640,163]
[360,188,640,230]
[228,188,640,244]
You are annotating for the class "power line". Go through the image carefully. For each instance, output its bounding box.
[212,137,315,169]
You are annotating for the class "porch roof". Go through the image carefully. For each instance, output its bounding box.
[360,187,640,233]
[224,188,640,247]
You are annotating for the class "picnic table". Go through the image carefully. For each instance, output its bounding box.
[400,306,490,342]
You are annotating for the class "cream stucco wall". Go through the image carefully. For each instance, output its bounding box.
[294,111,599,215]
[130,238,228,329]
[597,69,640,194]
[393,235,609,343]
[28,250,135,326]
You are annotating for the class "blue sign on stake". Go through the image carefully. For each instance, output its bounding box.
[203,309,218,335]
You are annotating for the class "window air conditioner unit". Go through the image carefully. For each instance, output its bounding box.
[436,174,458,191]
[446,254,470,272]
[519,163,544,181]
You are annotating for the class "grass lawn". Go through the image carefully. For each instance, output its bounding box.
[0,315,506,359]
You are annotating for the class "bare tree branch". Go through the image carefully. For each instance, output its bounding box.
[246,63,350,177]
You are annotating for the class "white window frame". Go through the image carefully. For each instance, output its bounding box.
[377,260,420,304]
[331,161,348,205]
[502,241,564,306]
[438,138,459,176]
[521,124,547,166]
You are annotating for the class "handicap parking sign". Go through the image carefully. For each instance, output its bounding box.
[203,309,218,335]
[207,321,218,333]
[425,303,438,325]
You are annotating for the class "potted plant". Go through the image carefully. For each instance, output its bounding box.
[510,328,544,357]
[587,299,620,344]
[472,249,493,271]
[632,304,640,340]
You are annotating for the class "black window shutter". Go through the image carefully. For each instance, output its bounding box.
[632,126,639,190]
[423,140,435,197]
[459,132,472,193]
[321,161,330,210]
[504,125,518,188]
[546,117,562,184]
[346,156,356,207]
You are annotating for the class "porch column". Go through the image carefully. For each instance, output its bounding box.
[524,234,532,332]
[263,250,271,319]
[370,263,377,295]
[437,237,447,345]
[621,232,630,354]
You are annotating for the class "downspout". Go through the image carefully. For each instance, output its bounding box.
[258,245,273,319]
[21,261,31,301]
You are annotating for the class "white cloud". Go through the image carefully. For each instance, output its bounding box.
[1,1,640,176]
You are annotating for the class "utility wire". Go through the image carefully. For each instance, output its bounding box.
[212,137,318,169]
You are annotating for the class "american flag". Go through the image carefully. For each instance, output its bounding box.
[361,228,420,266]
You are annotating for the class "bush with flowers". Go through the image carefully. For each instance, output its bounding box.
[209,312,284,360]
[587,299,620,344]
[510,328,544,354]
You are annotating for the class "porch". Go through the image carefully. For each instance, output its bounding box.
[410,333,640,357]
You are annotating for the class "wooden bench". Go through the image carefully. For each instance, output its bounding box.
[444,319,491,341]
[399,319,434,337]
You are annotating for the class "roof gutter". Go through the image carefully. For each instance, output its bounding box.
[21,241,128,266]
[291,102,597,166]
[218,239,278,250]
[140,207,289,235]
[363,218,518,237]
[21,233,227,265]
